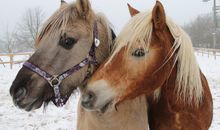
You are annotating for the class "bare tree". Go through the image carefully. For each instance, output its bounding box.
[0,38,5,52]
[14,7,45,50]
[0,7,45,53]
[183,13,220,48]
[0,26,16,53]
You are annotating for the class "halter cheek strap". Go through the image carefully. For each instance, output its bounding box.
[23,22,100,107]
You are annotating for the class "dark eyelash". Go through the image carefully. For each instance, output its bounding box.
[132,48,146,57]
[59,34,77,49]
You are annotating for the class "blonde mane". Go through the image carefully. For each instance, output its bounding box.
[36,2,113,49]
[108,11,203,106]
[36,4,79,45]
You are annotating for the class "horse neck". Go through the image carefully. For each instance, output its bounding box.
[163,63,177,91]
[77,95,149,130]
[151,55,178,103]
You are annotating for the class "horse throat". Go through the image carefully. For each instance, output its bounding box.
[77,95,148,130]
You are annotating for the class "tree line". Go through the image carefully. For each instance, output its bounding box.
[183,13,220,49]
[0,7,45,53]
[0,9,219,53]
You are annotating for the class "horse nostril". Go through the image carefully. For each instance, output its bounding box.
[88,92,95,100]
[14,88,26,101]
[81,91,96,108]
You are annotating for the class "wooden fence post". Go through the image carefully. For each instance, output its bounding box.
[202,48,204,56]
[9,53,13,69]
[214,51,216,60]
[208,50,210,57]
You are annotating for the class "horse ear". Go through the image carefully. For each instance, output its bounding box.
[127,3,140,17]
[152,1,166,30]
[60,0,68,9]
[76,0,91,18]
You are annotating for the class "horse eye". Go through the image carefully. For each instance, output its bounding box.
[132,48,146,57]
[64,38,77,46]
[60,36,77,49]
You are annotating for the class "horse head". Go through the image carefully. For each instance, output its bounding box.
[10,0,115,111]
[82,1,203,112]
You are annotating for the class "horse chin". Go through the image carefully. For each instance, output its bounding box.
[81,101,112,113]
[99,100,113,113]
[51,88,77,107]
[51,95,69,107]
[14,97,44,112]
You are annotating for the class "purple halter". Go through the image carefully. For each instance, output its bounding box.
[23,22,100,107]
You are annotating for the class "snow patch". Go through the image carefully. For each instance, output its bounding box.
[0,53,219,130]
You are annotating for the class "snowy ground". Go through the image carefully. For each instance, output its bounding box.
[0,53,220,130]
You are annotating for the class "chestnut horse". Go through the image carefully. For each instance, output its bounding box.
[83,1,213,130]
[10,0,149,130]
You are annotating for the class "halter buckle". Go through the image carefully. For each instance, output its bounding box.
[49,75,61,87]
[94,38,100,47]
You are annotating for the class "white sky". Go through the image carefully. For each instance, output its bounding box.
[0,0,217,34]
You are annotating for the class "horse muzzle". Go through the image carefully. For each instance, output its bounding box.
[81,91,96,110]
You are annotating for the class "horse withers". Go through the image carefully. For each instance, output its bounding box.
[82,1,213,130]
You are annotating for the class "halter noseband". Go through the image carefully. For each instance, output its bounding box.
[23,22,100,107]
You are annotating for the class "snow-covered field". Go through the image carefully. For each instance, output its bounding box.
[0,53,220,130]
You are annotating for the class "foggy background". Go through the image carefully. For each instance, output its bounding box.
[0,0,219,53]
[0,0,214,32]
[0,1,220,130]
